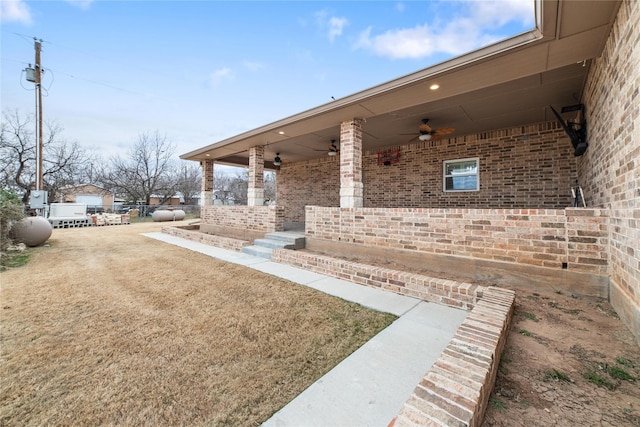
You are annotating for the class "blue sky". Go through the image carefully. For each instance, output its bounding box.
[1,0,535,159]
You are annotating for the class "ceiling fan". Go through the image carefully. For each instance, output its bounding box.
[403,119,455,141]
[313,139,340,156]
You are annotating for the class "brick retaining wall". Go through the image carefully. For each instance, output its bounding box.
[390,287,515,427]
[272,249,483,310]
[161,225,250,252]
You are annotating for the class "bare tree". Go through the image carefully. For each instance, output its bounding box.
[211,168,275,205]
[1,110,89,203]
[213,169,234,205]
[264,171,276,204]
[98,131,176,205]
[173,161,201,205]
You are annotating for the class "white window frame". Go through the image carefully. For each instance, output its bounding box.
[443,157,480,192]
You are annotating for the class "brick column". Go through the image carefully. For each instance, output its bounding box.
[200,159,214,206]
[339,118,364,208]
[247,146,264,206]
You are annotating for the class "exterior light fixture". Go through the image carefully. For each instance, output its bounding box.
[273,153,282,166]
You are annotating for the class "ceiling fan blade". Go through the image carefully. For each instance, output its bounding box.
[433,127,455,135]
[419,124,433,133]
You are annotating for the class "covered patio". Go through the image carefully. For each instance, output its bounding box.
[180,0,626,298]
[177,0,639,423]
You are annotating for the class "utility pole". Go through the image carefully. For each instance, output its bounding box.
[24,38,47,215]
[34,38,44,191]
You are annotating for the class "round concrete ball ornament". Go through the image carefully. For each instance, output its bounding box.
[11,216,53,247]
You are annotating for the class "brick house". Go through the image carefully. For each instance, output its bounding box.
[181,0,639,345]
[57,184,114,210]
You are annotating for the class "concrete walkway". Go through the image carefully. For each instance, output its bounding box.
[143,232,468,427]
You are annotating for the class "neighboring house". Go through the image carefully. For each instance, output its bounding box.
[181,1,639,344]
[57,184,114,210]
[148,194,183,206]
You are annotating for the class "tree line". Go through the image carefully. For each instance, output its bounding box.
[1,110,275,208]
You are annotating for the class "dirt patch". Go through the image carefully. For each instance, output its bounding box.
[482,288,640,426]
[0,222,395,426]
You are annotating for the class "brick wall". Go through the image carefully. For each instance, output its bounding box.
[272,249,484,310]
[277,123,577,223]
[277,157,340,223]
[201,205,285,233]
[306,206,608,275]
[581,0,640,344]
[391,287,515,427]
[162,225,250,252]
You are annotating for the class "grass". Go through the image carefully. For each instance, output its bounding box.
[616,357,634,368]
[0,222,397,426]
[544,369,571,382]
[499,353,511,375]
[607,365,636,381]
[583,370,616,390]
[0,249,31,271]
[489,396,507,412]
[519,329,532,337]
[522,312,540,322]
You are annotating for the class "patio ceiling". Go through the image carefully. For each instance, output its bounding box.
[180,0,620,169]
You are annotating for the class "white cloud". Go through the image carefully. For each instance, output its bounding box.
[354,0,535,60]
[395,2,406,13]
[1,0,33,25]
[328,16,348,42]
[209,67,234,86]
[315,9,348,42]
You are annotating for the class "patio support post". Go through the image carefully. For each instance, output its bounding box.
[247,146,264,206]
[200,159,214,206]
[339,118,364,208]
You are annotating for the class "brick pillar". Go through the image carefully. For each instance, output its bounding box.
[200,159,214,206]
[247,146,264,206]
[339,118,364,208]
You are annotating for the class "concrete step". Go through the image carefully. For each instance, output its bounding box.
[241,245,273,259]
[263,232,305,249]
[253,238,290,250]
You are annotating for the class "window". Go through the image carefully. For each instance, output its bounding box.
[443,158,479,192]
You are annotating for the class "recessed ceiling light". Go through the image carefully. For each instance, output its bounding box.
[205,154,210,157]
[430,84,440,90]
[278,131,285,135]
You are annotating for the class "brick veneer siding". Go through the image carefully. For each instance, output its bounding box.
[305,206,608,275]
[272,249,484,310]
[277,157,340,224]
[161,225,250,252]
[581,0,640,344]
[390,287,515,427]
[201,205,285,233]
[276,123,576,224]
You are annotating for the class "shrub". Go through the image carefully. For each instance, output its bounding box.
[0,189,25,252]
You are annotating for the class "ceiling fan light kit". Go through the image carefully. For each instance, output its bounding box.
[404,118,455,143]
[273,153,282,166]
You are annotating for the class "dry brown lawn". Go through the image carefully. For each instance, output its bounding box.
[0,221,396,426]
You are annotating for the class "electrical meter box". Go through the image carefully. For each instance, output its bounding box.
[29,190,48,209]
